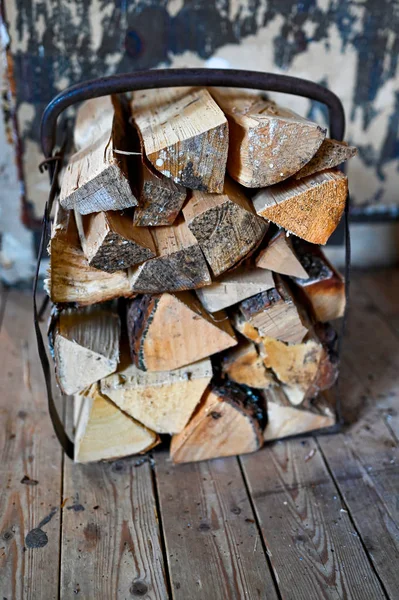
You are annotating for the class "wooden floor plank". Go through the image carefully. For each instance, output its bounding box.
[155,451,278,600]
[0,291,63,600]
[240,438,386,600]
[316,271,399,598]
[60,419,168,600]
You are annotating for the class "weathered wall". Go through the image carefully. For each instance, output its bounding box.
[1,0,399,280]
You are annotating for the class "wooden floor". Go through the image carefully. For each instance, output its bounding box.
[1,270,398,599]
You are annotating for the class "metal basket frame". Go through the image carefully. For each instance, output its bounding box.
[35,69,350,459]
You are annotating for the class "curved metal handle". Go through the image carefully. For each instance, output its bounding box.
[41,68,345,158]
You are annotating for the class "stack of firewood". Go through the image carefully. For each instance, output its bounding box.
[46,87,355,463]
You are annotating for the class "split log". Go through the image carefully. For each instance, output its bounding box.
[73,95,114,151]
[127,292,237,372]
[170,384,264,463]
[263,387,336,442]
[133,164,187,227]
[101,354,212,434]
[131,87,228,192]
[128,216,211,293]
[253,169,348,245]
[51,303,120,395]
[211,88,326,187]
[196,265,274,313]
[46,202,132,305]
[295,138,357,180]
[74,384,159,463]
[233,275,308,345]
[183,178,268,277]
[221,341,274,389]
[291,240,345,322]
[60,97,138,214]
[74,209,155,272]
[255,229,308,278]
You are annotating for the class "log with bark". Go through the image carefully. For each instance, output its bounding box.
[128,215,211,293]
[233,275,308,345]
[127,292,237,372]
[210,88,326,187]
[51,303,120,395]
[75,209,156,272]
[46,202,132,305]
[60,96,138,214]
[183,178,268,276]
[196,265,274,313]
[101,353,212,434]
[290,240,346,322]
[294,138,357,180]
[74,384,159,463]
[131,87,228,192]
[253,169,348,245]
[170,383,264,463]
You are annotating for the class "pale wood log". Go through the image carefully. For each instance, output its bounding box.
[101,353,212,434]
[211,88,326,187]
[170,384,264,463]
[221,341,274,389]
[295,138,357,179]
[263,387,336,441]
[255,229,308,278]
[47,202,133,305]
[133,162,187,226]
[73,95,114,151]
[74,209,155,272]
[291,239,346,322]
[253,169,348,245]
[128,215,211,293]
[127,291,237,372]
[74,385,159,463]
[52,303,120,395]
[60,97,138,214]
[131,87,228,192]
[196,265,274,313]
[183,178,268,276]
[233,275,308,345]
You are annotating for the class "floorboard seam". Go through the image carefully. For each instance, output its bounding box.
[151,456,173,600]
[58,397,66,600]
[315,436,391,599]
[237,456,283,600]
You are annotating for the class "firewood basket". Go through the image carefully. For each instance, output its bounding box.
[34,68,350,460]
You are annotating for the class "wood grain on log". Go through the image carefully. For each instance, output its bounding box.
[253,169,348,245]
[132,87,228,192]
[127,292,237,372]
[196,265,274,313]
[221,341,274,389]
[47,202,132,305]
[183,178,268,276]
[170,384,264,463]
[60,97,138,214]
[75,209,155,272]
[101,353,212,434]
[211,88,326,187]
[295,138,357,180]
[74,385,159,463]
[233,275,308,345]
[256,229,308,278]
[128,215,211,293]
[52,303,120,395]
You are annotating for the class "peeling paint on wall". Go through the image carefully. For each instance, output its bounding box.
[3,0,399,218]
[0,3,34,283]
